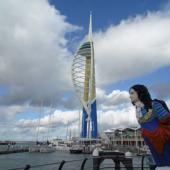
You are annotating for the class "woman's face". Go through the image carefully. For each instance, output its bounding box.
[129,88,139,104]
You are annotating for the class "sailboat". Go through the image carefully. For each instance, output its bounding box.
[29,103,56,153]
[29,102,43,153]
[39,106,56,153]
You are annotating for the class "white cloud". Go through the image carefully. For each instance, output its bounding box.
[2,89,170,140]
[94,10,170,86]
[1,1,170,140]
[12,89,135,140]
[16,109,79,127]
[98,106,138,130]
[0,0,80,106]
[166,99,170,108]
[96,88,130,110]
[12,109,80,140]
[0,105,26,122]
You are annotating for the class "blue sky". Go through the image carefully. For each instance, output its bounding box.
[49,0,170,98]
[108,65,170,95]
[50,0,167,31]
[0,0,170,140]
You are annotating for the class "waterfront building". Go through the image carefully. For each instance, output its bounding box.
[104,127,145,148]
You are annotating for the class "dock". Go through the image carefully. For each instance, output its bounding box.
[0,145,29,155]
[0,148,28,154]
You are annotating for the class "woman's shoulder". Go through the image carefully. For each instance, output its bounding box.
[152,99,164,108]
[152,99,170,118]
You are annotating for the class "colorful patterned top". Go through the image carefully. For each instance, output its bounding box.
[137,100,170,167]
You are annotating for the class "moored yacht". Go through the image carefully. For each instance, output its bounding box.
[69,144,83,154]
[39,144,56,153]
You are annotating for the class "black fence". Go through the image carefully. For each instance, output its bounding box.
[5,155,156,170]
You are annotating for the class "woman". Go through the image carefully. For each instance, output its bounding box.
[129,84,170,169]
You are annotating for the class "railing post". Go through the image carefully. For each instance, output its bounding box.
[24,165,31,170]
[114,158,120,170]
[149,165,156,170]
[141,155,145,170]
[58,160,66,170]
[80,158,88,170]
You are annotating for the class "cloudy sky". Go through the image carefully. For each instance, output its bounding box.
[0,0,170,141]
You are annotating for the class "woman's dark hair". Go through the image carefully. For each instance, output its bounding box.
[129,84,152,111]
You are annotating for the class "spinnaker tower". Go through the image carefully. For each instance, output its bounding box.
[71,14,97,138]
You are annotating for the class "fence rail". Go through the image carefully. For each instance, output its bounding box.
[5,155,156,170]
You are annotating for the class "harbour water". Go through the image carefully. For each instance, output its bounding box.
[0,151,92,170]
[0,142,152,170]
[0,151,151,170]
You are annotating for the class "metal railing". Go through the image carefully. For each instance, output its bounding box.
[5,155,156,170]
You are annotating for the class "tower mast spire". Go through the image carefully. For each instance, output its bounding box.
[88,12,93,42]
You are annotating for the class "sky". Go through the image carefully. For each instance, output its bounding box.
[0,0,170,140]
